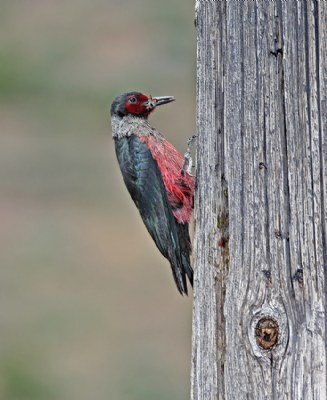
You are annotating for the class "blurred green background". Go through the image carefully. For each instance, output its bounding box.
[0,1,195,399]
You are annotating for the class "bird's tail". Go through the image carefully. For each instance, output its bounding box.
[171,222,193,295]
[182,255,193,287]
[170,256,193,296]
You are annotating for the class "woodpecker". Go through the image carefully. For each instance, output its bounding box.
[110,91,194,295]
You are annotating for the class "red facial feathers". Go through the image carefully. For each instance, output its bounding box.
[125,94,154,117]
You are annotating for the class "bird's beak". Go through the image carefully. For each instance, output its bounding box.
[152,96,175,107]
[143,96,175,112]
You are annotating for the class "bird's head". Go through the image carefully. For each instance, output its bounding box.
[110,91,175,119]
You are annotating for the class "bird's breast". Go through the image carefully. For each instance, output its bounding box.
[139,135,194,224]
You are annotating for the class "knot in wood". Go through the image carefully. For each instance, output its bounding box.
[255,318,279,350]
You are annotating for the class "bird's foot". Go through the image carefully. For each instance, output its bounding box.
[181,155,193,176]
[181,135,197,176]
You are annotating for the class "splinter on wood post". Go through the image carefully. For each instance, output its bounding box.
[191,2,327,399]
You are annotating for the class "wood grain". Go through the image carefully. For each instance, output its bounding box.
[191,2,327,399]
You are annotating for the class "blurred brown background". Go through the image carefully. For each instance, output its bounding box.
[0,1,195,399]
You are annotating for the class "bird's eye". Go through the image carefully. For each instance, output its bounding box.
[128,97,137,104]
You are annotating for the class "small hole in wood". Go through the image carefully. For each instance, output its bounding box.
[274,229,282,239]
[255,318,279,350]
[293,268,303,285]
[262,270,271,282]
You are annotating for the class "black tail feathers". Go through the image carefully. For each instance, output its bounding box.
[170,261,193,295]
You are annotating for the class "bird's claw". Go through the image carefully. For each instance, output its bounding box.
[181,135,197,176]
[187,134,197,148]
[181,156,193,176]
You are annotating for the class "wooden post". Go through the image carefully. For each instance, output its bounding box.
[191,2,327,399]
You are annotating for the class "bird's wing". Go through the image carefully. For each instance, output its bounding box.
[114,134,190,294]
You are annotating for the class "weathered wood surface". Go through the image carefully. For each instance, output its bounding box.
[191,2,327,399]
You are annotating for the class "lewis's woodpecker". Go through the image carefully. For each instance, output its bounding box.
[111,91,194,295]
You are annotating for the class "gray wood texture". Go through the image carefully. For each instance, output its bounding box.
[191,2,327,399]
